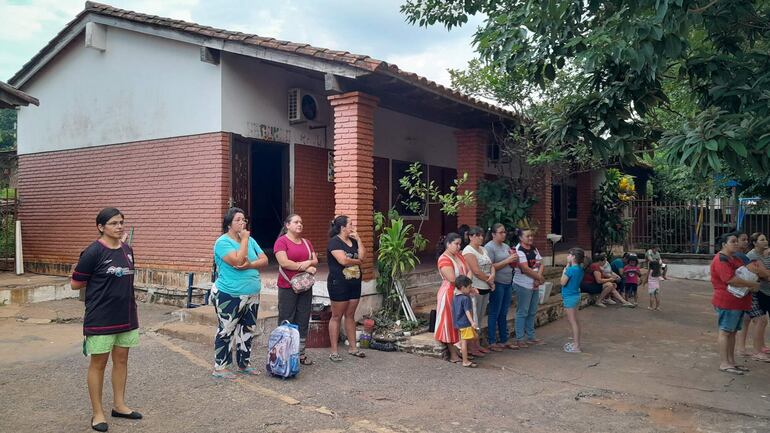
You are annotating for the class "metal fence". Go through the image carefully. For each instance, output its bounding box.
[627,198,770,254]
[0,181,17,271]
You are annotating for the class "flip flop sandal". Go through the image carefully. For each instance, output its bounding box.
[563,342,582,353]
[719,367,744,375]
[348,350,367,358]
[329,353,343,362]
[237,367,261,376]
[299,355,314,365]
[470,351,486,358]
[478,347,491,354]
[489,345,504,352]
[503,343,520,350]
[211,370,236,379]
[734,365,751,372]
[622,303,636,308]
[462,362,478,368]
[527,339,545,346]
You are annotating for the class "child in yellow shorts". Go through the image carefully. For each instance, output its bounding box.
[452,275,479,367]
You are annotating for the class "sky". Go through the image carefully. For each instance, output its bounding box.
[0,0,486,85]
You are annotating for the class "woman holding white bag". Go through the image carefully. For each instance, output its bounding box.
[274,214,318,366]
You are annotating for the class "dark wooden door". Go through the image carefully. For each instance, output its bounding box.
[230,134,251,212]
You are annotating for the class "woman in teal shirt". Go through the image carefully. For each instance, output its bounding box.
[211,207,268,378]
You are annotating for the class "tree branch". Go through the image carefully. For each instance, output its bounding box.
[688,0,720,14]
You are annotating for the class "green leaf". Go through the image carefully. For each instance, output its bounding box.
[729,141,748,157]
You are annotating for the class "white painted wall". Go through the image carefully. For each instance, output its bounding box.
[220,52,467,170]
[373,108,459,168]
[17,26,222,155]
[666,264,711,281]
[221,52,331,148]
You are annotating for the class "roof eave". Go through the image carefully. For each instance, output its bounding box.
[374,68,521,123]
[10,11,372,89]
[0,81,39,107]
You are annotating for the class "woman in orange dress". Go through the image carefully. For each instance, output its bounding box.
[435,232,472,362]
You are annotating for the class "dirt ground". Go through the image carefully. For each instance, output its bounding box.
[1,279,769,433]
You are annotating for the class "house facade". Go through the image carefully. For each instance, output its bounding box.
[9,2,594,297]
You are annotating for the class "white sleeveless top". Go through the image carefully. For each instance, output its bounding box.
[462,245,492,291]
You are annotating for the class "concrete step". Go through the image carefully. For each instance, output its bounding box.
[168,292,279,327]
[156,291,281,347]
[402,270,441,288]
[0,279,77,305]
[155,315,281,348]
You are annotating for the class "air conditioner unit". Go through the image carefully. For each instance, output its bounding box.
[288,88,320,124]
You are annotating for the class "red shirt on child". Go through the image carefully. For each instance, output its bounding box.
[622,265,641,285]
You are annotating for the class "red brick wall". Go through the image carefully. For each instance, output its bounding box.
[529,169,553,258]
[455,129,488,227]
[328,92,378,280]
[294,144,335,258]
[575,171,593,250]
[17,132,230,273]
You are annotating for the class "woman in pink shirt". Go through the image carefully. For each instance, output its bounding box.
[274,214,318,365]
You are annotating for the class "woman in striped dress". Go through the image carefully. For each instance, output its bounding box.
[435,233,471,362]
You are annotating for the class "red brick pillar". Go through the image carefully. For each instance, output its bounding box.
[454,129,488,228]
[328,92,378,280]
[575,171,593,251]
[529,169,553,260]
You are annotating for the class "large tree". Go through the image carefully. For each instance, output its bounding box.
[402,0,770,193]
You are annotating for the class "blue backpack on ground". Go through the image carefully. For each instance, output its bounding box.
[266,321,300,378]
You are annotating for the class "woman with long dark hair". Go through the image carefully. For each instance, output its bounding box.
[274,214,318,365]
[512,228,545,347]
[211,207,268,378]
[462,226,494,356]
[738,232,770,361]
[484,223,519,351]
[71,207,142,432]
[436,232,472,362]
[327,215,366,361]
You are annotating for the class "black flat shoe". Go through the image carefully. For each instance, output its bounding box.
[91,417,108,432]
[111,409,143,420]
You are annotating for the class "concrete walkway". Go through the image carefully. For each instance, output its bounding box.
[1,279,769,432]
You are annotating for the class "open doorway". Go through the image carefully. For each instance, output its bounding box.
[250,141,288,251]
[230,135,289,253]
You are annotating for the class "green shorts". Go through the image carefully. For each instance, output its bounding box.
[83,329,140,356]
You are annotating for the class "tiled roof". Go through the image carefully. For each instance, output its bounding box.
[10,1,517,120]
[0,80,39,107]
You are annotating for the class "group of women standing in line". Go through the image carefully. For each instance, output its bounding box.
[435,224,546,363]
[210,210,367,377]
[72,207,366,431]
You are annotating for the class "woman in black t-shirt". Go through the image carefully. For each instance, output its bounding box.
[71,208,142,432]
[326,215,366,362]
